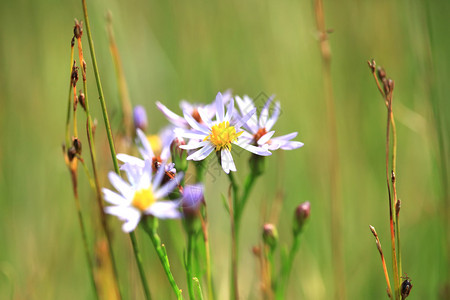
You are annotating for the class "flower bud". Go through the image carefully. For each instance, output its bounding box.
[293,201,311,235]
[133,105,148,132]
[74,19,83,39]
[249,153,266,176]
[182,184,204,234]
[171,136,188,173]
[262,223,278,251]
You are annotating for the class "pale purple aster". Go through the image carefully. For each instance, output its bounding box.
[177,92,272,174]
[102,160,183,233]
[235,95,304,151]
[156,90,232,130]
[133,105,148,131]
[181,184,205,216]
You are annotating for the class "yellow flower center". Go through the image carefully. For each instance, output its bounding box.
[132,188,155,211]
[204,121,243,151]
[147,135,162,156]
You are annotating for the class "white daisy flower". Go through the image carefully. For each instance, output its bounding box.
[235,95,304,151]
[102,159,183,233]
[177,92,272,174]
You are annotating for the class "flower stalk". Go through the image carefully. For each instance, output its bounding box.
[80,1,151,298]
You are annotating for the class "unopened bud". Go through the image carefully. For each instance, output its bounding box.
[388,79,395,93]
[249,154,266,177]
[71,36,75,47]
[182,184,204,234]
[293,201,311,235]
[78,92,86,111]
[133,105,148,132]
[262,223,278,250]
[401,276,412,298]
[171,136,187,172]
[391,170,396,183]
[73,138,82,155]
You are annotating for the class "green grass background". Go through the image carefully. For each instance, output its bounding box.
[0,0,449,299]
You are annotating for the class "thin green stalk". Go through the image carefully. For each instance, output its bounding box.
[193,278,204,300]
[385,95,400,300]
[313,1,345,298]
[227,172,240,300]
[81,1,151,298]
[201,214,215,300]
[67,165,99,299]
[275,234,301,300]
[129,231,152,300]
[186,234,195,300]
[143,219,184,299]
[81,0,119,173]
[76,32,122,298]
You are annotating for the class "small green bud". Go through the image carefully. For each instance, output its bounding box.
[262,223,278,251]
[171,136,188,173]
[293,201,310,235]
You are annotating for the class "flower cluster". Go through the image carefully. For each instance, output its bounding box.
[103,91,303,231]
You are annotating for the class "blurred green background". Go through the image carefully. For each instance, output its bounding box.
[0,0,449,299]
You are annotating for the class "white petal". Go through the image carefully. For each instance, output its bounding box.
[179,100,194,113]
[180,140,209,150]
[102,188,129,205]
[273,132,298,141]
[146,201,181,219]
[184,110,210,133]
[187,144,215,161]
[108,172,134,200]
[137,128,154,160]
[156,101,188,128]
[234,107,256,129]
[176,129,207,141]
[117,154,145,167]
[197,107,213,127]
[136,160,152,190]
[241,95,258,132]
[257,131,275,145]
[235,140,272,156]
[278,140,304,150]
[105,206,141,233]
[224,97,234,122]
[221,149,236,173]
[265,101,281,131]
[215,92,224,122]
[259,96,274,128]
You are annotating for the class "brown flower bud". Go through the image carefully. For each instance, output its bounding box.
[377,67,386,81]
[74,19,83,39]
[73,138,82,155]
[401,276,412,298]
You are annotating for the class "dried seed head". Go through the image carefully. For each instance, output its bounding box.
[71,36,75,48]
[368,59,376,73]
[388,79,395,93]
[369,225,377,238]
[262,223,278,250]
[73,138,82,155]
[377,67,386,81]
[78,92,86,111]
[391,170,396,183]
[382,77,390,95]
[71,63,79,87]
[67,146,77,161]
[74,19,83,39]
[396,199,401,216]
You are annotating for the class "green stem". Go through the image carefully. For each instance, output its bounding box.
[81,1,151,298]
[275,234,301,300]
[201,214,215,300]
[186,234,195,300]
[227,172,240,300]
[70,169,99,299]
[193,278,204,300]
[129,231,152,300]
[144,219,184,299]
[81,0,119,174]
